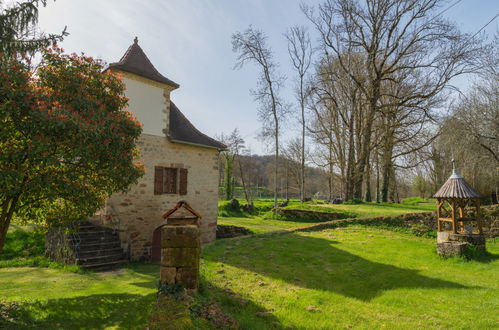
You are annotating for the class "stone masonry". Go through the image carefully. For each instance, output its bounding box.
[160,225,200,290]
[93,133,219,261]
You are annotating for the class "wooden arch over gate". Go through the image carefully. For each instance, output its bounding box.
[151,201,202,262]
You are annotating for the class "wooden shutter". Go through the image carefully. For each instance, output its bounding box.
[154,166,164,195]
[164,168,178,194]
[179,168,188,195]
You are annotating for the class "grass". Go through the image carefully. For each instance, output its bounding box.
[0,263,158,329]
[218,198,434,234]
[0,224,80,271]
[201,226,499,329]
[2,198,495,328]
[218,217,317,234]
[312,201,434,218]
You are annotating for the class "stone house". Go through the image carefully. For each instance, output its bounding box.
[91,38,225,261]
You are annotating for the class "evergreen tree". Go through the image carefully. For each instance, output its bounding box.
[0,0,66,58]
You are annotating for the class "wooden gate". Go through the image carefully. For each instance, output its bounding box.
[151,226,162,263]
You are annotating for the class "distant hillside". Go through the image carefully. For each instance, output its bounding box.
[219,154,334,200]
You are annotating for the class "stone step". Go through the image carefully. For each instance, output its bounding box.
[77,230,118,237]
[73,235,120,244]
[80,260,127,271]
[78,247,124,258]
[71,222,126,271]
[78,241,121,251]
[76,253,125,265]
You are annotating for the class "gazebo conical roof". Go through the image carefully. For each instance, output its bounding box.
[433,167,480,199]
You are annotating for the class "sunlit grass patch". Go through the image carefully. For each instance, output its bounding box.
[201,227,499,329]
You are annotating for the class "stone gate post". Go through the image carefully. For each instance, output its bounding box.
[160,225,200,291]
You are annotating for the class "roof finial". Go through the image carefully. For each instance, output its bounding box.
[134,36,138,44]
[450,158,462,179]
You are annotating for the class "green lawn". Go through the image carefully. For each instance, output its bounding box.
[2,199,496,329]
[0,263,158,329]
[313,201,435,217]
[218,217,316,234]
[218,200,435,234]
[201,226,499,329]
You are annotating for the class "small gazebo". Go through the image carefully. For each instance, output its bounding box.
[433,161,485,255]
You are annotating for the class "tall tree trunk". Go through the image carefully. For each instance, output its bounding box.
[355,88,378,199]
[285,161,289,200]
[375,151,380,203]
[389,166,399,203]
[0,197,19,255]
[345,115,356,200]
[300,99,306,202]
[329,142,334,201]
[224,156,234,200]
[237,155,252,205]
[364,154,372,202]
[381,134,394,203]
[381,157,391,203]
[274,118,279,208]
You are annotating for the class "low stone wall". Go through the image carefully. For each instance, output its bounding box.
[273,208,346,221]
[216,225,252,239]
[45,228,77,265]
[277,204,498,238]
[472,204,498,237]
[390,205,498,237]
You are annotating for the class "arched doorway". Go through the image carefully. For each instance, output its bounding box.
[151,225,163,263]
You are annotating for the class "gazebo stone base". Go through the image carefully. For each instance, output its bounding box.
[436,233,486,256]
[437,241,468,256]
[448,233,486,249]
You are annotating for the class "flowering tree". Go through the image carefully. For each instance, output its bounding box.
[0,47,144,254]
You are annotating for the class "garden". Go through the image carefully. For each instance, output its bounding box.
[1,199,498,329]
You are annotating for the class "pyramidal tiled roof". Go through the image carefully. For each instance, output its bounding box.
[433,165,481,199]
[109,37,179,88]
[169,101,226,150]
[110,38,225,150]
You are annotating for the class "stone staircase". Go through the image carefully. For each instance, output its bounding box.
[73,222,127,271]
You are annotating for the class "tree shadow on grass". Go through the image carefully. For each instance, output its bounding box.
[2,293,155,329]
[199,280,283,330]
[204,233,478,302]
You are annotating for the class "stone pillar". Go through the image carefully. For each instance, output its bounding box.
[160,225,200,291]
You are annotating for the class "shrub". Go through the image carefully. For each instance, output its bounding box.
[343,198,364,205]
[1,228,45,260]
[0,227,80,272]
[402,196,425,205]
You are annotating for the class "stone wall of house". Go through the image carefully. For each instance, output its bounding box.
[92,133,220,261]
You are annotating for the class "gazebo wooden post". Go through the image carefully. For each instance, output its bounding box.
[450,200,457,234]
[436,199,441,232]
[458,200,465,234]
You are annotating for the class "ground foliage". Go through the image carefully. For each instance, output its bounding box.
[1,202,497,328]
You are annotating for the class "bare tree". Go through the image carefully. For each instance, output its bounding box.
[286,25,313,202]
[218,129,245,200]
[309,54,370,200]
[232,26,287,207]
[303,0,483,200]
[282,138,309,198]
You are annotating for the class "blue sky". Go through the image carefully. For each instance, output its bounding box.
[36,0,498,154]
